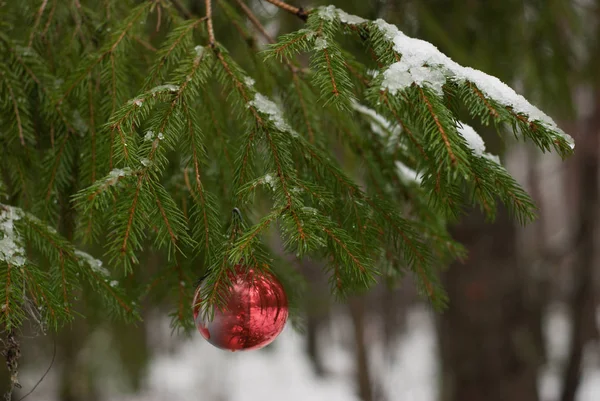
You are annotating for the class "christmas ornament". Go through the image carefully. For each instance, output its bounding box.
[193,265,288,351]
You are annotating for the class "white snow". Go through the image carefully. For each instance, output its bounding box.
[150,84,179,94]
[157,132,164,140]
[74,249,110,277]
[395,161,422,184]
[374,18,574,148]
[300,206,318,216]
[106,167,133,186]
[264,173,276,190]
[194,45,204,57]
[382,62,446,96]
[352,101,401,140]
[317,5,337,21]
[0,206,26,267]
[243,76,255,87]
[457,122,486,156]
[109,280,119,288]
[318,6,367,25]
[144,131,154,141]
[336,9,367,25]
[482,153,501,164]
[133,99,143,107]
[109,168,132,179]
[314,37,328,50]
[14,303,600,401]
[456,122,504,163]
[248,93,297,136]
[140,158,151,167]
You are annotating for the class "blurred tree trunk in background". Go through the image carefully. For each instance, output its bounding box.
[560,90,600,401]
[349,297,374,401]
[301,260,330,377]
[437,208,542,401]
[58,324,99,401]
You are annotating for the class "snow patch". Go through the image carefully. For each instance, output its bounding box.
[74,249,110,277]
[317,5,336,21]
[0,206,26,267]
[482,153,501,164]
[457,123,485,156]
[352,101,401,140]
[314,37,328,50]
[248,93,297,136]
[144,131,155,141]
[317,5,367,25]
[150,84,179,94]
[336,9,367,25]
[194,45,205,57]
[374,18,574,148]
[103,167,134,186]
[264,174,276,190]
[395,161,422,184]
[243,76,255,87]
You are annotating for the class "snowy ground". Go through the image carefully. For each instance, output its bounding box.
[18,304,600,401]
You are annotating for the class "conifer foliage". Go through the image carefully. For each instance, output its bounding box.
[0,0,573,335]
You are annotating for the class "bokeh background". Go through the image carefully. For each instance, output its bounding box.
[2,0,599,400]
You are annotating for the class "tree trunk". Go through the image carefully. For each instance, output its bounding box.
[560,89,600,401]
[349,297,373,401]
[437,207,541,401]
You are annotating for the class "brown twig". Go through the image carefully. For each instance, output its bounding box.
[205,0,216,46]
[170,0,192,18]
[263,0,308,21]
[234,0,275,44]
[28,0,49,46]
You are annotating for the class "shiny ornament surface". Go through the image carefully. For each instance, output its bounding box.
[193,266,288,351]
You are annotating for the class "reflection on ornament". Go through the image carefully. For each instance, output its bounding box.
[193,265,288,351]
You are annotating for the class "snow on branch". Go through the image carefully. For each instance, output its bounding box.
[0,206,26,267]
[313,6,574,150]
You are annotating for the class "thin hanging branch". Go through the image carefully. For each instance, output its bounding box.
[205,0,216,45]
[170,0,193,18]
[234,0,275,44]
[28,0,49,47]
[263,0,308,21]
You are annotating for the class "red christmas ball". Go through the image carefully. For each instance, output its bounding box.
[192,266,288,351]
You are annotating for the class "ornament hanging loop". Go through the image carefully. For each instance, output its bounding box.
[231,207,244,224]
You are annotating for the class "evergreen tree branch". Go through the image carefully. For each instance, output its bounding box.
[181,103,211,253]
[418,87,456,165]
[0,71,25,146]
[121,174,144,258]
[41,0,57,37]
[144,17,206,90]
[291,75,315,143]
[57,2,152,105]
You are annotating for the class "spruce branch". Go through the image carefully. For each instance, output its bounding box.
[57,2,152,105]
[0,70,26,146]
